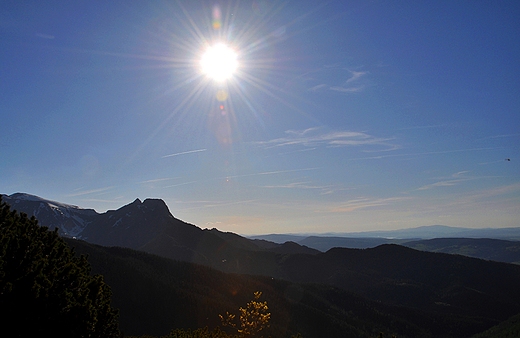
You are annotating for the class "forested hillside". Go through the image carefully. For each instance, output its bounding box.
[66,238,519,338]
[403,238,520,264]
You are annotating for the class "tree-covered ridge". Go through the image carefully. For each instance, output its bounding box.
[72,237,520,338]
[403,238,520,264]
[69,239,425,337]
[472,312,520,338]
[0,197,120,337]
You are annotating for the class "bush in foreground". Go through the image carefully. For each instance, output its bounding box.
[0,197,120,337]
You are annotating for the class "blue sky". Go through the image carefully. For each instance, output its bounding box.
[1,0,519,235]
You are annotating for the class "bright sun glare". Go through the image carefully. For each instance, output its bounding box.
[200,43,238,82]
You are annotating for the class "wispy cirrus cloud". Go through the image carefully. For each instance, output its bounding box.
[397,123,450,131]
[227,167,321,180]
[417,179,468,190]
[173,198,259,212]
[424,182,520,214]
[308,84,327,92]
[164,181,199,188]
[262,181,328,189]
[327,196,410,213]
[329,86,364,93]
[346,70,367,83]
[35,32,55,39]
[285,127,321,136]
[67,186,114,197]
[418,171,470,191]
[261,181,336,195]
[471,182,520,199]
[478,133,520,140]
[351,147,501,161]
[417,171,499,191]
[254,127,398,151]
[161,168,321,189]
[139,177,178,184]
[305,68,369,93]
[329,70,368,93]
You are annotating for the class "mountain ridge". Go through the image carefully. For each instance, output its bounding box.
[3,192,520,337]
[1,192,99,237]
[4,192,520,266]
[1,192,320,276]
[7,192,519,242]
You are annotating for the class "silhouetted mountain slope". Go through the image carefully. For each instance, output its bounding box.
[1,193,98,236]
[472,312,520,338]
[66,239,496,338]
[249,234,308,243]
[2,193,318,276]
[298,236,406,251]
[80,198,178,248]
[296,236,520,264]
[268,241,320,255]
[279,244,520,323]
[403,238,520,264]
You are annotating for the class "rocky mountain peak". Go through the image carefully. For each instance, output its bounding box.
[143,198,171,215]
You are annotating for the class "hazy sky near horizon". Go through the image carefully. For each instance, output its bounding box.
[1,0,519,235]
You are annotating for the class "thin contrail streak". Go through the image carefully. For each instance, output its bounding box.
[162,149,207,158]
[354,147,501,160]
[162,167,321,189]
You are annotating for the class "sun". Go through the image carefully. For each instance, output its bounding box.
[200,43,238,82]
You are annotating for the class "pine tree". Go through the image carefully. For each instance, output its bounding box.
[220,291,271,337]
[0,196,120,337]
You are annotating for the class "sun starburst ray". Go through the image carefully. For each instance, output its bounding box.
[120,1,334,163]
[238,71,315,120]
[125,77,210,166]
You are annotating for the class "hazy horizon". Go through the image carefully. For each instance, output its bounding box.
[2,1,519,235]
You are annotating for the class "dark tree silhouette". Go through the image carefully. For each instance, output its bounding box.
[0,197,120,337]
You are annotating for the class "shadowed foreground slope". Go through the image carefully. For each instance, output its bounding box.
[280,245,520,322]
[66,239,518,338]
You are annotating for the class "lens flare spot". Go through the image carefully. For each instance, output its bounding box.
[212,6,222,30]
[216,90,228,101]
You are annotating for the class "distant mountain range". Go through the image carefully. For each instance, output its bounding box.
[250,224,520,243]
[3,192,520,337]
[250,226,520,264]
[346,225,520,239]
